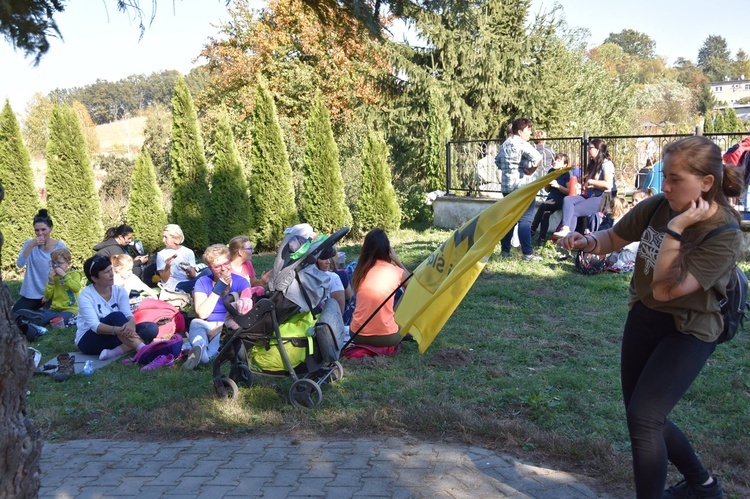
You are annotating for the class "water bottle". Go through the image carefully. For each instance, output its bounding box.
[83,360,95,376]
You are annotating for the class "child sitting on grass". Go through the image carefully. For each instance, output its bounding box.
[111,254,159,303]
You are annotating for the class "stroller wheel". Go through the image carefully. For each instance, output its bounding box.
[231,364,253,388]
[213,376,239,400]
[330,361,344,383]
[289,379,323,409]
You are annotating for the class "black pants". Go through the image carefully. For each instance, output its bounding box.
[530,196,564,240]
[621,301,716,498]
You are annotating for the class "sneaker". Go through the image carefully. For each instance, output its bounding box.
[52,353,75,382]
[182,345,203,371]
[141,354,175,372]
[522,254,542,262]
[553,226,571,238]
[663,477,723,499]
[17,319,47,343]
[499,251,511,258]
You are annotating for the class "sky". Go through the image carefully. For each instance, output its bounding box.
[1,0,749,118]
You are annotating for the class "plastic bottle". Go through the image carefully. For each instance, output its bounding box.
[83,360,95,376]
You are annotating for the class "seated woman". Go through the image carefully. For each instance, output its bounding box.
[156,224,204,293]
[75,255,158,360]
[228,235,272,289]
[183,244,249,370]
[111,254,159,301]
[350,229,409,347]
[553,138,616,238]
[530,153,579,244]
[13,209,67,315]
[315,246,347,315]
[94,224,150,280]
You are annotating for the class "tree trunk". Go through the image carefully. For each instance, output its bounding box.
[0,178,42,497]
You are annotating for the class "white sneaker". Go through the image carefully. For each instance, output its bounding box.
[553,226,571,238]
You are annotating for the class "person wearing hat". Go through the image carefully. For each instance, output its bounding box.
[316,245,346,315]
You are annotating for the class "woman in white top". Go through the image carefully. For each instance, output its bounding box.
[156,224,202,293]
[75,255,158,360]
[553,138,616,238]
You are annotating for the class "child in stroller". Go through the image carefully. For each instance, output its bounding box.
[212,227,349,408]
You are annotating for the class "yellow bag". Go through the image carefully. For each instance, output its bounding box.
[249,312,315,371]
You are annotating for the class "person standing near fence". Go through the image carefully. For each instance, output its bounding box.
[557,136,743,498]
[496,117,543,262]
[532,130,555,173]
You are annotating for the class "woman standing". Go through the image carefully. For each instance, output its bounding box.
[13,209,66,314]
[557,136,743,498]
[350,229,409,347]
[553,139,615,238]
[75,255,158,360]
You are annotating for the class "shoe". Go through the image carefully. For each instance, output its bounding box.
[663,477,723,499]
[522,254,542,262]
[499,251,511,258]
[141,354,175,372]
[17,319,47,343]
[182,345,202,371]
[553,226,571,238]
[52,353,75,382]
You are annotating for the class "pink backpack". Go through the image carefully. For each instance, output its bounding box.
[133,298,185,339]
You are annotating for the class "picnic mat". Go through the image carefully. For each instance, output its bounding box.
[36,351,125,376]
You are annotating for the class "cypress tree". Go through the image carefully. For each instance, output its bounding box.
[170,75,210,251]
[248,80,297,250]
[299,98,352,234]
[724,107,743,133]
[425,86,451,192]
[0,100,40,275]
[45,105,103,267]
[355,131,401,234]
[713,111,727,133]
[208,112,252,244]
[127,149,167,254]
[703,112,714,134]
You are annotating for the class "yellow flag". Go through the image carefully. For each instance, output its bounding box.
[395,167,571,353]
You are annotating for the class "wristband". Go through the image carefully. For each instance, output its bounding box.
[212,280,228,295]
[664,228,682,241]
[112,326,116,335]
[583,233,599,253]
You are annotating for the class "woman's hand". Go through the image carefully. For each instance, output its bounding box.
[668,197,712,233]
[120,319,136,336]
[556,232,588,251]
[261,269,272,285]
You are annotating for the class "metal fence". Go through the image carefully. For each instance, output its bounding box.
[446,130,749,196]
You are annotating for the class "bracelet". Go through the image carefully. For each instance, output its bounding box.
[212,280,228,295]
[112,326,116,335]
[583,234,599,253]
[664,227,683,241]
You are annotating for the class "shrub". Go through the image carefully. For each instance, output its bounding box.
[0,100,40,275]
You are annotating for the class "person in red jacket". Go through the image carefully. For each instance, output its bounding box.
[722,136,750,166]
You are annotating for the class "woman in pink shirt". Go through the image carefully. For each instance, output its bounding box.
[350,229,410,346]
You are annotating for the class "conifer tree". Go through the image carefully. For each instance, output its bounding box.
[208,112,252,244]
[355,131,401,234]
[170,75,210,251]
[127,149,167,254]
[248,80,297,250]
[713,111,727,133]
[0,100,40,274]
[424,87,451,192]
[703,112,714,134]
[724,107,743,133]
[299,98,352,234]
[45,105,103,267]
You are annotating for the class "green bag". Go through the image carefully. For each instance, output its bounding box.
[249,312,315,371]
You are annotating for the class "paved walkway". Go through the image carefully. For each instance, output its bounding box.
[40,436,617,498]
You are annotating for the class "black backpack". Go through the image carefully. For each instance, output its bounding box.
[702,223,749,343]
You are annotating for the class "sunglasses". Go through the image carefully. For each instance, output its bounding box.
[89,255,110,275]
[243,245,253,252]
[50,260,68,267]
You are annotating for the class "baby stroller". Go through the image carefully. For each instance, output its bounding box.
[212,227,349,408]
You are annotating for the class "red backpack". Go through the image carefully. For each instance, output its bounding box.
[133,298,185,339]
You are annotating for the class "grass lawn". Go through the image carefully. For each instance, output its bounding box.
[15,226,750,497]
